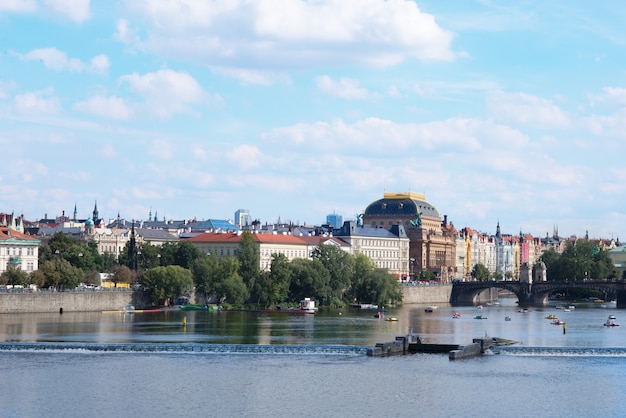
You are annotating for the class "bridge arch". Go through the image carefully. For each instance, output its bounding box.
[451,281,626,307]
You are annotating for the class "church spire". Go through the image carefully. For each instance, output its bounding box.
[93,201,99,223]
[73,203,78,222]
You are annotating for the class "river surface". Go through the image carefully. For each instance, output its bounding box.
[1,298,625,418]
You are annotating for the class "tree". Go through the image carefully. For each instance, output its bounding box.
[110,264,134,287]
[267,253,291,306]
[212,257,248,304]
[346,254,402,306]
[362,268,403,306]
[471,263,490,281]
[192,253,217,301]
[0,266,28,286]
[173,241,201,269]
[29,270,46,288]
[288,258,331,305]
[39,258,83,290]
[141,265,193,306]
[311,244,354,305]
[237,231,260,298]
[136,243,162,270]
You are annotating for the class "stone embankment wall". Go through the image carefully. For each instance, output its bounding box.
[402,284,453,304]
[0,290,145,314]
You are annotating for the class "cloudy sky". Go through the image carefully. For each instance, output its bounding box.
[1,1,625,240]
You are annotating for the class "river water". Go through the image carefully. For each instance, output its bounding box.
[1,298,625,418]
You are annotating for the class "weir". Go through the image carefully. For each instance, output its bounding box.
[367,330,497,360]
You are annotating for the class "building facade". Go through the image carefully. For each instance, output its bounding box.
[334,221,410,277]
[362,191,456,282]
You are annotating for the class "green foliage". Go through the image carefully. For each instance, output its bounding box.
[346,254,402,306]
[267,253,291,306]
[288,258,331,305]
[311,244,354,304]
[237,231,260,296]
[110,264,134,286]
[0,266,29,286]
[141,265,194,305]
[471,263,491,281]
[39,258,83,290]
[417,270,436,281]
[540,242,617,281]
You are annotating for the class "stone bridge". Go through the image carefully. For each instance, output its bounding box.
[450,281,626,308]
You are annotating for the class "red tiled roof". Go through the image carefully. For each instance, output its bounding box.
[184,232,308,245]
[0,228,39,241]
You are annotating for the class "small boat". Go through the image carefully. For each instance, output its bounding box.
[474,315,487,320]
[179,304,208,311]
[374,311,384,319]
[452,312,461,318]
[385,317,398,322]
[425,305,438,312]
[552,319,565,325]
[505,316,511,321]
[476,305,483,310]
[545,314,558,320]
[604,315,620,327]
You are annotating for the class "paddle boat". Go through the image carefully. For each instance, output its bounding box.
[505,316,511,321]
[604,315,620,327]
[452,312,461,319]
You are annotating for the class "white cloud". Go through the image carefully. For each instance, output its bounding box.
[13,90,61,115]
[588,87,626,108]
[0,0,36,13]
[316,75,372,100]
[43,0,90,23]
[20,48,109,74]
[101,144,119,158]
[149,138,174,160]
[120,69,211,118]
[75,95,133,120]
[122,0,456,83]
[90,54,110,74]
[227,144,262,170]
[114,18,139,44]
[487,90,570,129]
[209,66,288,86]
[262,116,529,154]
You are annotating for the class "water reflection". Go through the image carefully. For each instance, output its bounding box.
[0,298,623,348]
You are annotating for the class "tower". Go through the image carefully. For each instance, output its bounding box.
[92,201,99,224]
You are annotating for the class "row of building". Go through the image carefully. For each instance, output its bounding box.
[1,192,624,280]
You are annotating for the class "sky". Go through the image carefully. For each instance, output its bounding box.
[1,1,625,240]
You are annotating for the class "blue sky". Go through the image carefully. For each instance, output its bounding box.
[1,1,625,240]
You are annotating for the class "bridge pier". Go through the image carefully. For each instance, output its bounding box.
[616,290,626,309]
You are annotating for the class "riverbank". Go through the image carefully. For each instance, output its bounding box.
[0,283,495,314]
[0,289,142,313]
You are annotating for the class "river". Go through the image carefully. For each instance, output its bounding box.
[1,298,625,417]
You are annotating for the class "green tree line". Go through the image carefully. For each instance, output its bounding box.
[1,231,403,309]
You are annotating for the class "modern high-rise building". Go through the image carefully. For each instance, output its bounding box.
[234,209,252,228]
[326,213,343,229]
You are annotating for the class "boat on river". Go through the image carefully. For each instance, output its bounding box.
[604,315,620,327]
[474,315,487,320]
[425,305,438,312]
[262,298,318,314]
[179,304,209,311]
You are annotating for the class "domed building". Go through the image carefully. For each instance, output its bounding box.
[363,191,456,281]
